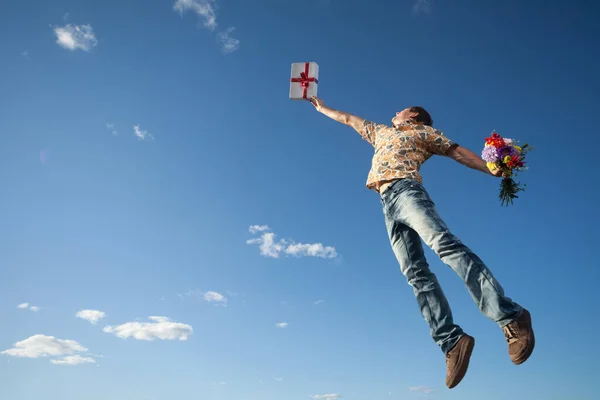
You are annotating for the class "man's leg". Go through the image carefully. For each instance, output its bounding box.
[386,180,523,328]
[382,183,475,389]
[382,209,465,354]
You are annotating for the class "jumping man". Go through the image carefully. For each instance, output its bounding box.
[309,96,535,389]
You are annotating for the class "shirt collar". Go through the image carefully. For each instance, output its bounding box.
[393,119,422,128]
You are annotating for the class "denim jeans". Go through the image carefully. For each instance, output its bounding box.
[380,179,523,354]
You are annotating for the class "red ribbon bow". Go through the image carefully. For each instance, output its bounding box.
[290,62,318,99]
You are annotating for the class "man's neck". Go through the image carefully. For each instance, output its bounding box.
[393,119,419,128]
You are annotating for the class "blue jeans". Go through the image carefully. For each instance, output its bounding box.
[380,179,523,354]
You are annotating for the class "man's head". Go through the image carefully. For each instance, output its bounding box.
[392,106,433,127]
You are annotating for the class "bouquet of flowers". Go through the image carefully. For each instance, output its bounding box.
[481,131,533,206]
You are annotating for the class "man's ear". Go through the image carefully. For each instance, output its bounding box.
[409,112,419,119]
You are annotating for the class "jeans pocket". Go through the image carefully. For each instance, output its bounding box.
[405,182,435,206]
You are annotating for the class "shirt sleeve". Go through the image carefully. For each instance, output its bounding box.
[424,128,457,155]
[356,120,383,146]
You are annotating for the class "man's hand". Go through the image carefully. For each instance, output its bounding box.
[309,96,324,112]
[488,164,510,178]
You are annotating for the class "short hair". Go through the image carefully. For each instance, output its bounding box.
[410,106,433,127]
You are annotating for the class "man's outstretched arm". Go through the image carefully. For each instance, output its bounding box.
[310,97,367,134]
[447,145,503,177]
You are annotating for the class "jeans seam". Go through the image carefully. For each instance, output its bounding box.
[390,217,448,353]
[418,200,509,321]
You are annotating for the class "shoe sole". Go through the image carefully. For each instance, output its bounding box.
[513,310,535,365]
[447,336,475,389]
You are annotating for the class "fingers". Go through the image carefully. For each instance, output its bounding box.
[309,96,320,109]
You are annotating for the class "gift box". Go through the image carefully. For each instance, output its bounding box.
[289,62,319,100]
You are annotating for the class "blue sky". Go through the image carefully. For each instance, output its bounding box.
[1,0,599,399]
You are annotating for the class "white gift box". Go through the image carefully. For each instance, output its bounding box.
[289,62,319,100]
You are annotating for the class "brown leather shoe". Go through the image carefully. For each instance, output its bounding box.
[502,309,535,365]
[445,334,475,389]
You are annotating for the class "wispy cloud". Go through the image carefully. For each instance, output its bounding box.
[106,123,117,135]
[183,289,228,306]
[203,291,228,305]
[173,0,217,30]
[40,149,51,165]
[1,334,95,365]
[133,125,154,141]
[314,300,325,305]
[217,27,239,53]
[409,386,435,394]
[103,316,193,341]
[17,303,40,312]
[247,226,337,259]
[76,309,106,325]
[249,225,270,234]
[310,395,342,400]
[51,355,96,365]
[173,0,240,52]
[21,51,31,60]
[412,0,432,14]
[53,24,98,52]
[275,322,288,329]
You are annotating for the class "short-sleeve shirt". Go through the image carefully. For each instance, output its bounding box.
[356,120,457,191]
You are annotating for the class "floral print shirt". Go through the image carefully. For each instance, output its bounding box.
[356,120,457,191]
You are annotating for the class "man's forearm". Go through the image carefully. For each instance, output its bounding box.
[318,105,364,129]
[319,105,352,124]
[447,145,493,175]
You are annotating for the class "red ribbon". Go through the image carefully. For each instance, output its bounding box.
[290,62,318,99]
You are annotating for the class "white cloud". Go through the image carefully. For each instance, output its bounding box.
[51,355,96,365]
[311,395,342,400]
[412,0,432,14]
[247,228,337,259]
[17,303,40,312]
[409,386,435,394]
[203,291,227,305]
[275,322,288,329]
[133,125,154,141]
[103,316,193,341]
[183,289,228,306]
[314,300,325,305]
[1,334,87,359]
[286,242,337,258]
[274,377,283,382]
[53,24,98,52]
[249,225,270,234]
[76,310,106,325]
[217,27,239,53]
[173,0,218,30]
